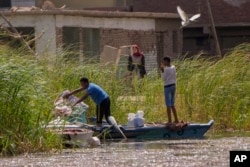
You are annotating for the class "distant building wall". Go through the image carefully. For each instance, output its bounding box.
[155,19,182,60]
[100,29,156,54]
[100,29,157,71]
[131,0,250,56]
[0,11,181,70]
[36,0,116,10]
[0,14,57,55]
[12,0,35,7]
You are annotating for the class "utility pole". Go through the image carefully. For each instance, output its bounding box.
[206,0,222,57]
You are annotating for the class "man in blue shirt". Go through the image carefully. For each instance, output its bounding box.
[63,77,111,128]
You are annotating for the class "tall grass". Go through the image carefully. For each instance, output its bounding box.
[0,43,249,155]
[0,46,61,155]
[176,43,250,130]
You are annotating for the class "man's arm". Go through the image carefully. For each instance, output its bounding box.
[63,87,85,98]
[160,63,165,73]
[72,93,89,106]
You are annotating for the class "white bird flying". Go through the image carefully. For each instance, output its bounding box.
[177,6,201,27]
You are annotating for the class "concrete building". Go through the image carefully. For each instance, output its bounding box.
[129,0,250,55]
[2,1,248,57]
[58,0,249,56]
[35,0,127,9]
[0,10,181,71]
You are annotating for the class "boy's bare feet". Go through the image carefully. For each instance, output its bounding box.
[174,120,179,124]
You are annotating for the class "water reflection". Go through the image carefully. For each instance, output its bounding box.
[107,139,201,150]
[1,135,250,167]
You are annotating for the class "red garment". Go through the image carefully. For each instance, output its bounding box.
[133,45,142,57]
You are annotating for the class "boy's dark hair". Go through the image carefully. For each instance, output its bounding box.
[80,77,89,83]
[163,56,171,63]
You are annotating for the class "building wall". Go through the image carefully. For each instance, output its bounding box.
[55,15,155,30]
[100,29,156,53]
[100,29,157,71]
[36,0,116,10]
[131,0,250,56]
[131,0,250,25]
[155,19,182,59]
[0,13,156,55]
[0,11,180,70]
[12,0,35,7]
[183,26,250,55]
[56,27,63,48]
[0,14,57,55]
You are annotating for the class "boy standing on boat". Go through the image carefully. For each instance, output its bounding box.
[161,57,179,124]
[63,77,111,129]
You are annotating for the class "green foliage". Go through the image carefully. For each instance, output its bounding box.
[0,48,60,155]
[0,43,249,155]
[176,43,250,130]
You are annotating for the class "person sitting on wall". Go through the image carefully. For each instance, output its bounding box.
[127,45,146,78]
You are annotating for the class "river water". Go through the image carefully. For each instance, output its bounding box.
[1,132,250,167]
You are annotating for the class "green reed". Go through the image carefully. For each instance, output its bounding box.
[176,43,250,130]
[0,43,249,155]
[0,48,61,155]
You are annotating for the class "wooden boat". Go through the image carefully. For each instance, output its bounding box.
[90,120,214,140]
[45,120,94,147]
[45,119,214,146]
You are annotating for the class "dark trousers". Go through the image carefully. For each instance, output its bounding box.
[96,97,111,125]
[128,64,146,78]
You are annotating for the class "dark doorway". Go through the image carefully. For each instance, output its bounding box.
[0,0,11,8]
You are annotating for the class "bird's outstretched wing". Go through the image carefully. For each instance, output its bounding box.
[189,13,201,21]
[177,6,189,22]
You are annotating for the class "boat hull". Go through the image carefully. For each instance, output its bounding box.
[46,124,94,147]
[94,120,214,140]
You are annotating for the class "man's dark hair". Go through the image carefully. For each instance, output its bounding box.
[80,77,89,83]
[163,56,171,63]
